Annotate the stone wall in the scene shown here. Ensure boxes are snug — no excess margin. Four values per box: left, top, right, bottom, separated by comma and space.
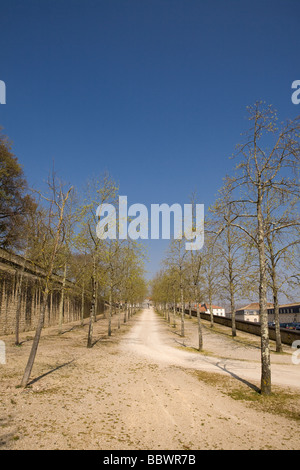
0, 248, 99, 336
184, 308, 300, 347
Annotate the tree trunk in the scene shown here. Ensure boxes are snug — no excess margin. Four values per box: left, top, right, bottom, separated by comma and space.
58, 262, 67, 334
87, 256, 96, 348
94, 281, 98, 322
21, 285, 49, 387
197, 303, 203, 351
230, 289, 236, 338
228, 250, 236, 337
15, 246, 28, 346
15, 272, 24, 346
173, 293, 176, 328
180, 286, 184, 337
108, 286, 112, 336
81, 283, 85, 326
87, 293, 95, 348
268, 241, 282, 353
118, 303, 121, 329
209, 297, 214, 328
257, 188, 271, 395
272, 277, 282, 353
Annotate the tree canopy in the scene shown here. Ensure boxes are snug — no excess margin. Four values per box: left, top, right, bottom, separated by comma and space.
0, 130, 35, 249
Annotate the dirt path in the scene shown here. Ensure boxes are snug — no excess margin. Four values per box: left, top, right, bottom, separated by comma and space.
0, 308, 299, 450
124, 308, 300, 390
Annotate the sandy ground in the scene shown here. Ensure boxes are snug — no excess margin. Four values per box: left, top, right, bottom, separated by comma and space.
133, 309, 300, 389
0, 307, 300, 450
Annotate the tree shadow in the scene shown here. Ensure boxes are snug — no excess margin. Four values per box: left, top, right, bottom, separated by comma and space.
17, 338, 34, 346
215, 361, 261, 393
202, 323, 261, 351
0, 416, 15, 449
27, 360, 76, 387
87, 333, 114, 348
91, 336, 107, 347
170, 329, 184, 338
59, 326, 78, 335
174, 338, 187, 347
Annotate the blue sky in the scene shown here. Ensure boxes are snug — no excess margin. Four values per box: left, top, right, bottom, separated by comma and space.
0, 0, 299, 278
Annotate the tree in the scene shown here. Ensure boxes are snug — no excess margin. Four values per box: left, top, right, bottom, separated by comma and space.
264, 193, 300, 352
75, 173, 118, 347
21, 174, 73, 387
186, 249, 204, 350
164, 239, 188, 337
68, 252, 91, 326
102, 239, 124, 336
185, 191, 204, 349
14, 203, 43, 346
222, 102, 300, 395
57, 187, 77, 334
119, 240, 147, 320
0, 129, 35, 249
211, 190, 257, 337
151, 268, 173, 321
201, 229, 221, 329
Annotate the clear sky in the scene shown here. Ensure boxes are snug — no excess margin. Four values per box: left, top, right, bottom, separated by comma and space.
0, 0, 299, 278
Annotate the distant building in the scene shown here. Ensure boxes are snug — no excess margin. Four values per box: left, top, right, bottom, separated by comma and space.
236, 302, 300, 323
235, 303, 273, 322
267, 303, 300, 323
191, 304, 207, 314
199, 303, 226, 317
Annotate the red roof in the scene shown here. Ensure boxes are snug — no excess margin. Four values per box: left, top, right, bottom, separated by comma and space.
237, 302, 274, 311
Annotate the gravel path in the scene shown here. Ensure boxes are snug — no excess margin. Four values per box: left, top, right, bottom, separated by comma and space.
126, 308, 300, 390
0, 308, 299, 450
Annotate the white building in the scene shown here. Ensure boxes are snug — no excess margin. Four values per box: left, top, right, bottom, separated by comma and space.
202, 303, 226, 317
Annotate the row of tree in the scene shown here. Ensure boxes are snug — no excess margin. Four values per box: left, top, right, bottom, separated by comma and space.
0, 128, 148, 387
151, 102, 300, 395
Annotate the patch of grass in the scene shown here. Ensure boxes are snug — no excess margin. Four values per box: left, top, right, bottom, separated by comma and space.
176, 345, 212, 356
176, 344, 256, 362
193, 370, 300, 422
31, 387, 60, 395
228, 387, 300, 422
